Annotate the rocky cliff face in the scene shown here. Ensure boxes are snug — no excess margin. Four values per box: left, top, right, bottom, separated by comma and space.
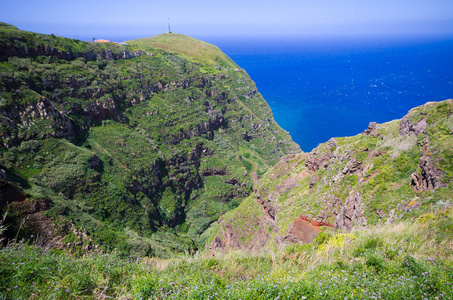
0, 96, 78, 148
0, 41, 148, 62
0, 26, 150, 62
0, 24, 300, 256
209, 100, 453, 254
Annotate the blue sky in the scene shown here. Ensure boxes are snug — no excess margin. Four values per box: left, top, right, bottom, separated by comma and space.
1, 0, 453, 41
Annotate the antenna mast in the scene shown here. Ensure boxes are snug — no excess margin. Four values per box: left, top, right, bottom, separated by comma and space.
167, 18, 172, 33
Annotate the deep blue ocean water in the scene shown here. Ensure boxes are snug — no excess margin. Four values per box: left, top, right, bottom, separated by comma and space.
203, 37, 453, 151
89, 34, 453, 152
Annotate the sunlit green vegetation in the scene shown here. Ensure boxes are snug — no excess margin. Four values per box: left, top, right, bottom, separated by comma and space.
1, 209, 452, 299
0, 23, 299, 256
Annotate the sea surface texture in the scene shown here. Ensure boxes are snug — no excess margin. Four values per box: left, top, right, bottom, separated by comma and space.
207, 37, 453, 151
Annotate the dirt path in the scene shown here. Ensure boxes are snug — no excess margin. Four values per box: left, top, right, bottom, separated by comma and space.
249, 160, 259, 190
251, 169, 259, 189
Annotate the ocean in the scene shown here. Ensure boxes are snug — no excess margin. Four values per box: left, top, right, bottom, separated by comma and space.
204, 36, 453, 152
81, 33, 453, 152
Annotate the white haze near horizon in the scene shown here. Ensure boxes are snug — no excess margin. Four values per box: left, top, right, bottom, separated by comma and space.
1, 0, 453, 41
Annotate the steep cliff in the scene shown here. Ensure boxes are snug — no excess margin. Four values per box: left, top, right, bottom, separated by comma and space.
209, 100, 453, 253
0, 23, 300, 256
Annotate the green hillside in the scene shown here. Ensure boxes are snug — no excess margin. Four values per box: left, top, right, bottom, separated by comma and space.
1, 100, 452, 298
126, 33, 238, 69
208, 100, 453, 253
1, 23, 452, 299
0, 23, 300, 257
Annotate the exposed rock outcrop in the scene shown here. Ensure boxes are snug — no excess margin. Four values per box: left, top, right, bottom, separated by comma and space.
85, 97, 120, 122
289, 215, 334, 244
209, 235, 226, 254
342, 159, 362, 175
411, 144, 445, 192
305, 152, 331, 172
0, 183, 58, 243
240, 89, 257, 99
363, 122, 381, 138
333, 191, 367, 231
201, 167, 228, 176
0, 97, 78, 148
305, 138, 336, 172
256, 195, 276, 221
0, 36, 148, 62
299, 215, 335, 228
277, 215, 334, 246
167, 114, 226, 145
400, 116, 428, 137
207, 100, 452, 255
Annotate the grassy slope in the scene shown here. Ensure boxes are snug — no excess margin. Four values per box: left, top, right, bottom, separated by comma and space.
209, 100, 453, 252
1, 208, 452, 299
126, 33, 239, 69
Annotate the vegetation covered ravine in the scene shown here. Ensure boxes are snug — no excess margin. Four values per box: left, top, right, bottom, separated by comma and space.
1, 22, 453, 299
0, 22, 299, 257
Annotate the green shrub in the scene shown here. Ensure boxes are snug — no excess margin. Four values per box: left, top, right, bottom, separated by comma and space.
365, 254, 385, 272
384, 248, 398, 260
314, 231, 331, 246
354, 236, 383, 257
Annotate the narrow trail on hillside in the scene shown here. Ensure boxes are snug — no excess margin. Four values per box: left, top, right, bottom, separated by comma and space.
252, 169, 259, 189
250, 160, 259, 190
92, 141, 130, 171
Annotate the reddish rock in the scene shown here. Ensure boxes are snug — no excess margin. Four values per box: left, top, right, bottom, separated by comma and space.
299, 215, 334, 228
287, 215, 334, 244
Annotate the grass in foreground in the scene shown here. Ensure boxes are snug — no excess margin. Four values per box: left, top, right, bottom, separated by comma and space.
1, 209, 452, 299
